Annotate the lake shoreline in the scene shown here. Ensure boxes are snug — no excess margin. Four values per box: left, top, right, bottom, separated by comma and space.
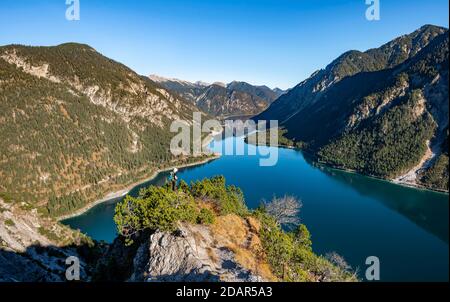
316, 158, 449, 194
246, 139, 449, 195
62, 135, 448, 222
322, 164, 450, 195
62, 135, 449, 282
57, 154, 221, 221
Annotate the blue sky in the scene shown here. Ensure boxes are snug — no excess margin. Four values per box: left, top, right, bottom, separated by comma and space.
0, 0, 448, 89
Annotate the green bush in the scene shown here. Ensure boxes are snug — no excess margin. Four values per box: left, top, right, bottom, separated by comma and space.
5, 219, 15, 227
38, 226, 60, 242
190, 176, 248, 216
254, 209, 357, 282
114, 186, 198, 245
0, 193, 15, 204
114, 176, 248, 245
197, 208, 215, 225
293, 224, 312, 250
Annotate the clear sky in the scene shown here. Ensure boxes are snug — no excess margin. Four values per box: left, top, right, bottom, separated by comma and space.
0, 0, 448, 89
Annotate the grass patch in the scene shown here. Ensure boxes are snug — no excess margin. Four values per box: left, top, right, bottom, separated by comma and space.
0, 192, 16, 204
38, 227, 60, 242
211, 214, 277, 281
4, 219, 15, 227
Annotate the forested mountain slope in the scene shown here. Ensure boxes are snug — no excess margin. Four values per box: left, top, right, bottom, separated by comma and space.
256, 25, 446, 123
254, 25, 449, 191
0, 43, 204, 216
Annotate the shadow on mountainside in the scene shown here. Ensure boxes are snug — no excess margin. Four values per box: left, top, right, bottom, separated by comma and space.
0, 242, 105, 282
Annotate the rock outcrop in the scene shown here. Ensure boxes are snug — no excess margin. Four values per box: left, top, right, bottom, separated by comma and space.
0, 198, 93, 282
96, 215, 274, 282
129, 223, 264, 282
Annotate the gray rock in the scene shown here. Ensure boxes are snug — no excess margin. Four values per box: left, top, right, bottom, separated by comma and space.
128, 224, 265, 282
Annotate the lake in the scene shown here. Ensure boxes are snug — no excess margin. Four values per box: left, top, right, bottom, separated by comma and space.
63, 136, 449, 282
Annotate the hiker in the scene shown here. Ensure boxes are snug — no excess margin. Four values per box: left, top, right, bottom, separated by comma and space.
168, 168, 179, 191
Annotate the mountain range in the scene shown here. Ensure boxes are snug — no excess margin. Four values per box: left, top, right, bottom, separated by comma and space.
0, 24, 448, 222
149, 75, 285, 118
255, 25, 449, 191
0, 23, 448, 283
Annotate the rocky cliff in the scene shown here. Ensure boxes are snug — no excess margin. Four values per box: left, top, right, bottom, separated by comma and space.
0, 198, 96, 281
96, 215, 275, 282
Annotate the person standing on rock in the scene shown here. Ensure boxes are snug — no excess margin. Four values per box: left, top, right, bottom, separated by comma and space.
168, 168, 179, 191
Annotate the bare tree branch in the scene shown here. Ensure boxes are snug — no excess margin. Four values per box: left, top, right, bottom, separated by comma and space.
326, 252, 351, 272
264, 195, 302, 227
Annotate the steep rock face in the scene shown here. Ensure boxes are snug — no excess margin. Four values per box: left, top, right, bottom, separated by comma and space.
315, 31, 449, 187
195, 84, 269, 118
1, 45, 197, 127
256, 25, 447, 124
149, 75, 209, 104
129, 224, 264, 282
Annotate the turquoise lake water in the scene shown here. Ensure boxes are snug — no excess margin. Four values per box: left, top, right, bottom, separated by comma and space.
63, 136, 449, 282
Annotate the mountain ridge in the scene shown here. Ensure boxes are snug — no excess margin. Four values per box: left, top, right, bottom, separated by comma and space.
254, 25, 449, 191
256, 24, 447, 124
149, 74, 286, 118
0, 43, 209, 216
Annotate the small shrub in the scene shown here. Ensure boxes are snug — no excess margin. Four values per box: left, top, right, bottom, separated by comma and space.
114, 186, 198, 245
191, 176, 248, 216
178, 180, 190, 193
38, 227, 60, 242
0, 193, 15, 204
197, 208, 215, 225
5, 219, 15, 227
293, 224, 312, 250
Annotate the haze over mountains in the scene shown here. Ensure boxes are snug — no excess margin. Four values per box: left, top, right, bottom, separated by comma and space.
149, 75, 285, 118
255, 25, 449, 191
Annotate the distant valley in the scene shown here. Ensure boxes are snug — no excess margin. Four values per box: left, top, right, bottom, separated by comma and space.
149, 75, 285, 118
